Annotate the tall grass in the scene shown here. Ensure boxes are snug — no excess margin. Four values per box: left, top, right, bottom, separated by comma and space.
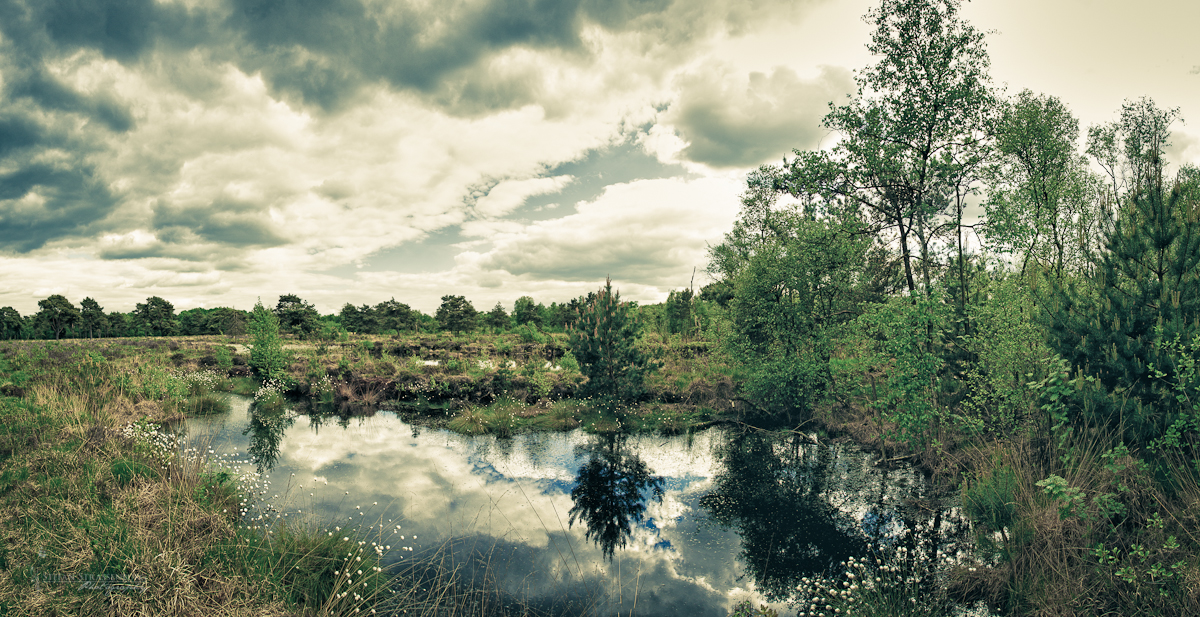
0, 340, 389, 615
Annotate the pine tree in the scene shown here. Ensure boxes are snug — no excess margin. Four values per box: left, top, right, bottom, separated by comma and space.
569, 278, 654, 403
1047, 181, 1200, 444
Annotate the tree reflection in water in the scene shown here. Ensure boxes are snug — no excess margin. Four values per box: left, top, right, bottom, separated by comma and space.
568, 434, 665, 560
244, 404, 294, 473
700, 430, 867, 601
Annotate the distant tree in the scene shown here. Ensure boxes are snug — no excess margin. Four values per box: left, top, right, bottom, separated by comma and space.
435, 296, 477, 334
79, 297, 106, 338
569, 278, 654, 403
339, 303, 368, 333
178, 307, 249, 335
134, 296, 178, 336
105, 312, 135, 337
698, 281, 735, 307
0, 307, 24, 340
512, 296, 541, 327
485, 302, 509, 330
36, 295, 80, 340
664, 288, 695, 336
545, 302, 573, 330
375, 298, 415, 332
275, 294, 320, 337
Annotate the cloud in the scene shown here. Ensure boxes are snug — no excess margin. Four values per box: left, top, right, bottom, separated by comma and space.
470, 175, 574, 219
1166, 130, 1200, 168
664, 64, 853, 168
464, 176, 742, 285
0, 0, 828, 313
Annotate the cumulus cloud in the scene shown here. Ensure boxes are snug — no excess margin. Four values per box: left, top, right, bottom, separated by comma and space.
463, 176, 742, 285
664, 64, 853, 168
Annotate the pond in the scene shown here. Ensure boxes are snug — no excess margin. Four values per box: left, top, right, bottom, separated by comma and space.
175, 395, 982, 616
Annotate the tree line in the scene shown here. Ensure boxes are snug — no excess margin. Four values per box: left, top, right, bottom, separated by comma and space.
0, 289, 706, 341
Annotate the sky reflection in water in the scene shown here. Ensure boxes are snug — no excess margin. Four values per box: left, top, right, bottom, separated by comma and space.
178, 395, 968, 616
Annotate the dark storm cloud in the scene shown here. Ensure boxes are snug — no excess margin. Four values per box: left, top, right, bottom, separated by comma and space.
0, 162, 118, 252
222, 0, 679, 112
153, 197, 287, 249
6, 70, 135, 132
669, 65, 853, 167
0, 113, 43, 157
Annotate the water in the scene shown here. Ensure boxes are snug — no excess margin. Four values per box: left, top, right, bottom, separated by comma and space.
175, 395, 976, 616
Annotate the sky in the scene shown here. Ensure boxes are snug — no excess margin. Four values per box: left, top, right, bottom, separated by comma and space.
0, 0, 1197, 316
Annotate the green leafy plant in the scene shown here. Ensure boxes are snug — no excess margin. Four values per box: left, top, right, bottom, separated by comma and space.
248, 300, 289, 381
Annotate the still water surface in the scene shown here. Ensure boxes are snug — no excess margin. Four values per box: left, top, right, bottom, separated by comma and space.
177, 395, 973, 616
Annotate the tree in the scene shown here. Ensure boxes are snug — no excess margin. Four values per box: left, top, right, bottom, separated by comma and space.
134, 296, 178, 336
248, 300, 288, 380
724, 211, 877, 424
783, 0, 996, 295
512, 296, 541, 327
375, 298, 415, 332
36, 295, 79, 340
569, 278, 654, 403
485, 302, 509, 330
275, 294, 319, 337
435, 295, 477, 334
79, 297, 106, 338
339, 303, 369, 333
0, 307, 24, 340
1087, 97, 1182, 207
1047, 181, 1200, 446
664, 288, 694, 336
983, 90, 1103, 277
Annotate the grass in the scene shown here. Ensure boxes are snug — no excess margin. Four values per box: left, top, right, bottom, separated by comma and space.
0, 339, 399, 616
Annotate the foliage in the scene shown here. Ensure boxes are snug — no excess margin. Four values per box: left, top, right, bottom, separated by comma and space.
484, 301, 508, 330
959, 273, 1051, 433
0, 307, 25, 340
1046, 182, 1200, 446
274, 294, 319, 337
983, 90, 1105, 277
435, 295, 477, 334
721, 208, 880, 425
783, 0, 997, 295
36, 294, 79, 340
134, 296, 179, 336
1087, 97, 1182, 204
248, 300, 289, 381
664, 288, 695, 336
512, 295, 541, 327
855, 292, 950, 452
79, 297, 107, 338
178, 306, 249, 335
569, 278, 654, 403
